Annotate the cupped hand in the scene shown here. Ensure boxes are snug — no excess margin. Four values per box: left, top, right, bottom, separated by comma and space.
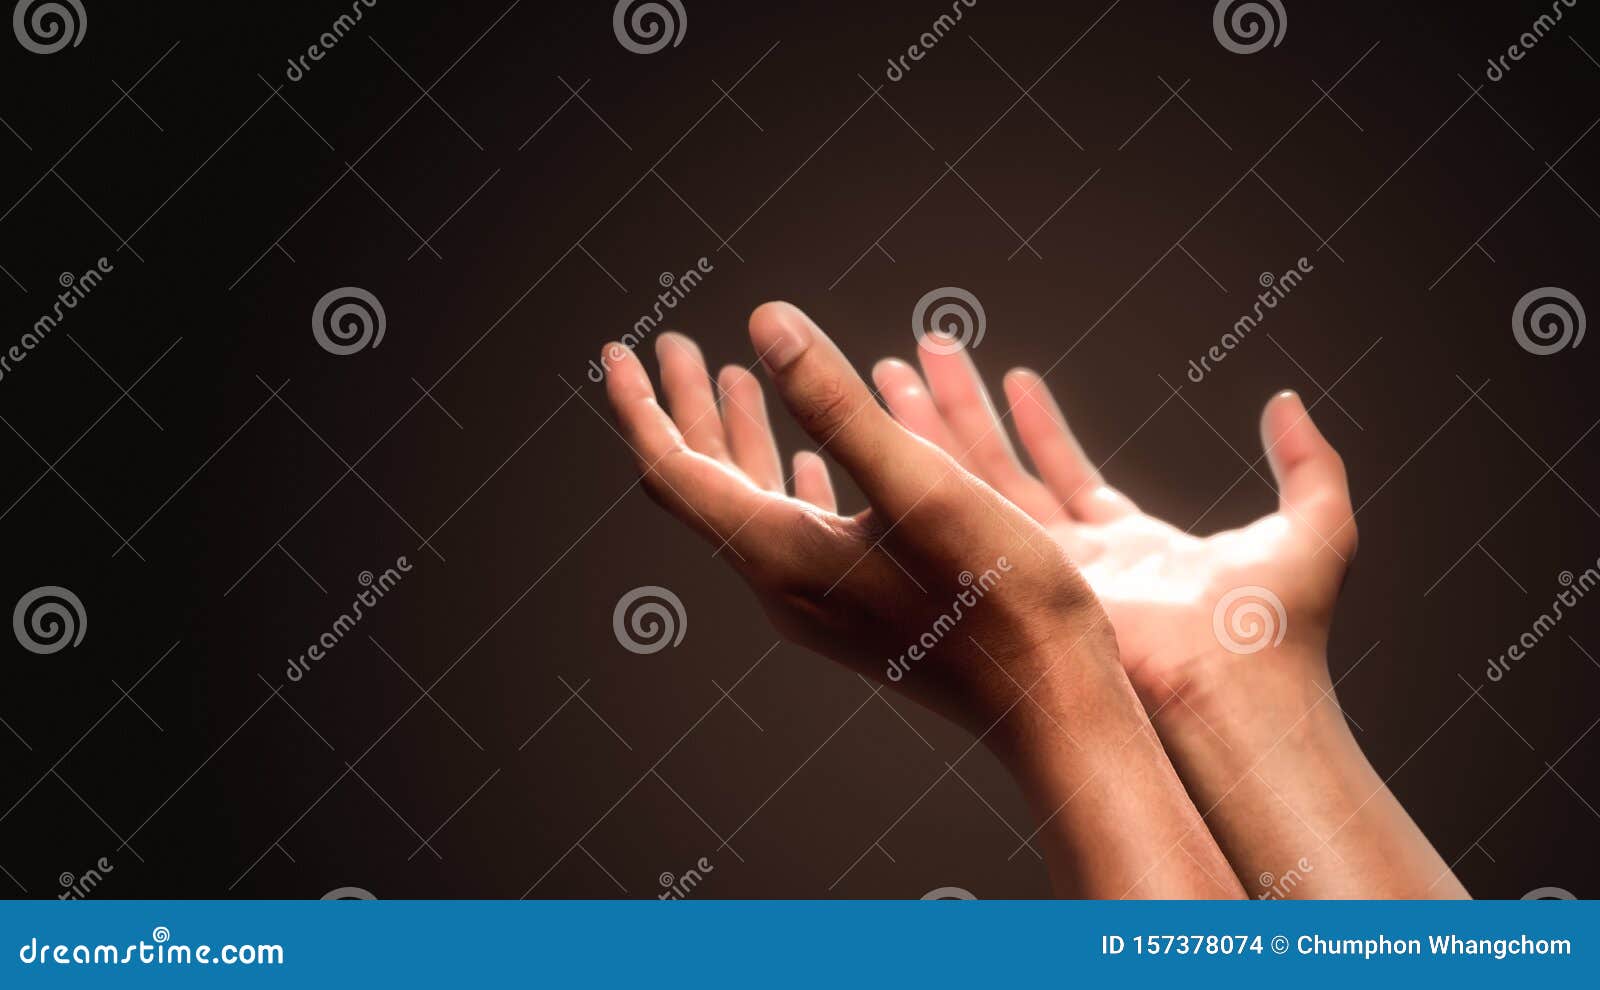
871, 336, 1359, 712
602, 306, 1247, 899
599, 303, 1120, 738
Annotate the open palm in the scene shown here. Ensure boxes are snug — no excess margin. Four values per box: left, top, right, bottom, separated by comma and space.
871, 337, 1359, 710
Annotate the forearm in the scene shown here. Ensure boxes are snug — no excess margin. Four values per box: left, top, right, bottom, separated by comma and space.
1151, 647, 1468, 898
991, 650, 1245, 899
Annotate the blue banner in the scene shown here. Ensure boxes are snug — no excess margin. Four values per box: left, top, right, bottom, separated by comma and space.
2, 900, 1591, 986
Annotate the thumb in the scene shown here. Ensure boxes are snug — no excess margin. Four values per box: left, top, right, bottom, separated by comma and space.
749, 301, 945, 518
1260, 390, 1356, 553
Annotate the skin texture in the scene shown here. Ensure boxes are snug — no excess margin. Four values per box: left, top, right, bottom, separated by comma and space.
600, 303, 1243, 898
872, 333, 1469, 899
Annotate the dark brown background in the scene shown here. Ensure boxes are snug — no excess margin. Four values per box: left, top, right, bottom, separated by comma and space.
0, 0, 1596, 898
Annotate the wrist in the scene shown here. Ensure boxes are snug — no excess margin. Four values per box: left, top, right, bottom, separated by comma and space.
982, 626, 1246, 898
980, 611, 1192, 797
1149, 642, 1353, 755
1145, 643, 1465, 898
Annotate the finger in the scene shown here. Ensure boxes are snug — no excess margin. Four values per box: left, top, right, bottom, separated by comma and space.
916, 340, 1063, 523
792, 451, 837, 512
916, 335, 1024, 478
655, 332, 731, 462
748, 302, 947, 519
1004, 369, 1138, 523
872, 358, 960, 453
600, 342, 777, 552
717, 365, 784, 493
1260, 390, 1356, 552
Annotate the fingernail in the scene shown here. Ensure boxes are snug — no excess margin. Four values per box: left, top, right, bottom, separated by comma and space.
754, 305, 812, 372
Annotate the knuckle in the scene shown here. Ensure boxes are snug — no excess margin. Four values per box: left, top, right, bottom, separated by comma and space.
1326, 449, 1349, 483
793, 376, 856, 434
738, 508, 842, 593
774, 510, 848, 589
635, 446, 683, 492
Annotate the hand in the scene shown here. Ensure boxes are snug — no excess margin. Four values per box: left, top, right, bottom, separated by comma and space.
871, 336, 1357, 712
601, 305, 1115, 737
600, 302, 1241, 898
873, 337, 1465, 898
